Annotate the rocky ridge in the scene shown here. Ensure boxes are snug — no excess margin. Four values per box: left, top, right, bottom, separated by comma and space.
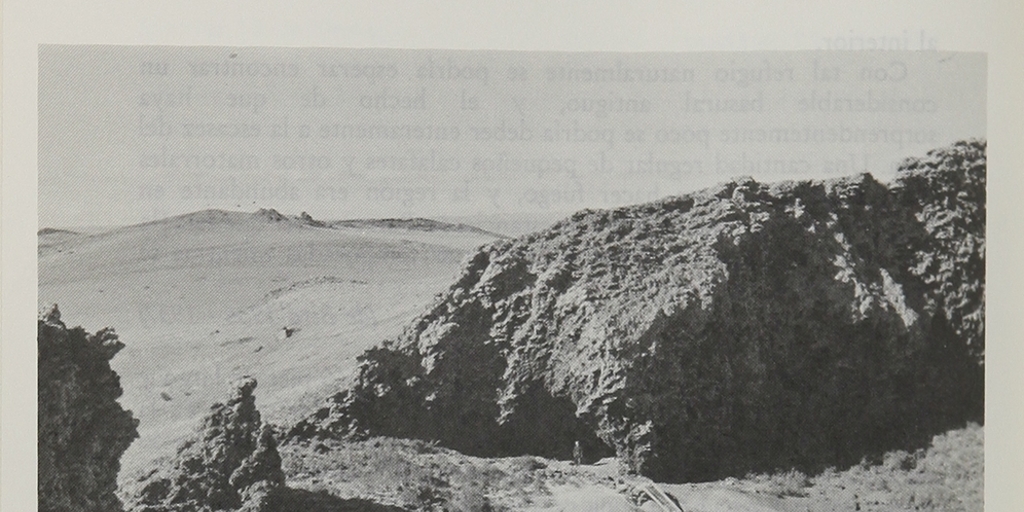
289, 140, 986, 482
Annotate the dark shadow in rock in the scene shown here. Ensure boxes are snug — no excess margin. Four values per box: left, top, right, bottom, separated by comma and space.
274, 488, 407, 512
497, 381, 615, 463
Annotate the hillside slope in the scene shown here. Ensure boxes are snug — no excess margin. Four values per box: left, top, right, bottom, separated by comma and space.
290, 140, 985, 482
39, 208, 500, 480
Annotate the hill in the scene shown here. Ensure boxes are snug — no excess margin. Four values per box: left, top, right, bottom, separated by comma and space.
38, 227, 85, 251
38, 227, 81, 236
38, 207, 501, 479
289, 140, 986, 483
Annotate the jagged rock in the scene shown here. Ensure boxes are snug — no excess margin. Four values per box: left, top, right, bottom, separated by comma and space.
38, 304, 139, 512
891, 141, 986, 360
290, 140, 986, 482
126, 377, 285, 512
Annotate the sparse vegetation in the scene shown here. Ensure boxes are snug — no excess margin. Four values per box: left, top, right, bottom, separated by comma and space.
741, 469, 812, 498
801, 423, 983, 511
272, 423, 983, 511
279, 436, 626, 511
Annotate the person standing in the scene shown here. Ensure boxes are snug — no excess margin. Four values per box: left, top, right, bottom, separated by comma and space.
573, 440, 583, 466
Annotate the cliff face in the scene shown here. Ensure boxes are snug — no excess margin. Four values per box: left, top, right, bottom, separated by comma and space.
290, 140, 986, 482
38, 305, 139, 512
125, 377, 285, 512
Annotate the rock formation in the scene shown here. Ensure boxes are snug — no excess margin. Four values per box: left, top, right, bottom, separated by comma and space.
290, 140, 986, 482
38, 304, 139, 512
253, 208, 287, 222
126, 377, 286, 512
297, 211, 327, 228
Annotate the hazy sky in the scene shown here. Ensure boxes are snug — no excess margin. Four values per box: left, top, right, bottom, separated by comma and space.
38, 46, 985, 229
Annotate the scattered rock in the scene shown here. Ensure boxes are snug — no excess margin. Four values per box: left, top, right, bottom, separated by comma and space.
38, 304, 139, 512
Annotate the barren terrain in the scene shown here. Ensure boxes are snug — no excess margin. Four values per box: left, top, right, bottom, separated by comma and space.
39, 209, 498, 479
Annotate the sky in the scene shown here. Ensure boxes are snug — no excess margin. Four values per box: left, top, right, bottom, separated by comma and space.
38, 46, 985, 231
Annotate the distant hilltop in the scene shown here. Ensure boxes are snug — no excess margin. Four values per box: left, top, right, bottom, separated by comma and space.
39, 208, 504, 238
328, 217, 505, 238
37, 227, 81, 236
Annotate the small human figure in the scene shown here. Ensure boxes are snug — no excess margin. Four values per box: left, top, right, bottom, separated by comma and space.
573, 440, 583, 466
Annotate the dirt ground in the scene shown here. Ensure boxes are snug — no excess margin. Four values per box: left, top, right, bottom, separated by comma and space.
278, 423, 981, 512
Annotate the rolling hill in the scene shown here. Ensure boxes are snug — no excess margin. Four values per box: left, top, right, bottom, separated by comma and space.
38, 208, 500, 479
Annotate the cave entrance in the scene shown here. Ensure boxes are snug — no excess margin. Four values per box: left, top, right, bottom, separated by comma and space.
494, 383, 615, 464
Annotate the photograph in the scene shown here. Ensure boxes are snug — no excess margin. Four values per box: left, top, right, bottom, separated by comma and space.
33, 44, 990, 511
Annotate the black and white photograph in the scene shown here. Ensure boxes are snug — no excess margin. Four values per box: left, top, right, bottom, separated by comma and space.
4, 3, 1023, 512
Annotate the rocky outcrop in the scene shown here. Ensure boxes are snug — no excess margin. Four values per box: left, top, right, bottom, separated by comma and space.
253, 208, 287, 222
126, 377, 285, 512
297, 211, 327, 228
38, 304, 139, 512
291, 140, 986, 482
